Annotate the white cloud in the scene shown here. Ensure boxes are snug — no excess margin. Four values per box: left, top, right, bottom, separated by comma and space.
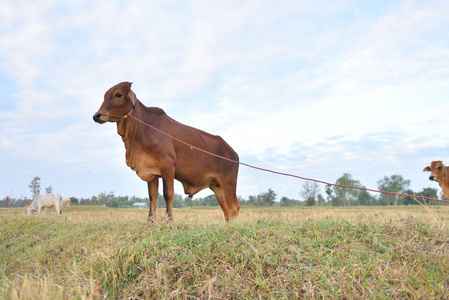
1, 0, 449, 200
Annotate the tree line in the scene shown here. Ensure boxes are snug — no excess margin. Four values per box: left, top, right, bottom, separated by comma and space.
1, 174, 446, 208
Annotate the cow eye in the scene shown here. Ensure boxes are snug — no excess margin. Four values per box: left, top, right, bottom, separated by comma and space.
438, 166, 443, 170
115, 92, 123, 98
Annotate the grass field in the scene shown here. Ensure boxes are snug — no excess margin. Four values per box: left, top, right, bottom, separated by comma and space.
1, 205, 448, 299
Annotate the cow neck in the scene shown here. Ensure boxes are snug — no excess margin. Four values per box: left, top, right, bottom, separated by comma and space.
30, 199, 37, 210
444, 167, 448, 182
437, 167, 448, 184
442, 183, 449, 199
442, 167, 449, 197
116, 101, 149, 170
117, 101, 141, 141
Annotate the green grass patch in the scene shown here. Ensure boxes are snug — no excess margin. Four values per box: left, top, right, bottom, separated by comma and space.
1, 206, 448, 298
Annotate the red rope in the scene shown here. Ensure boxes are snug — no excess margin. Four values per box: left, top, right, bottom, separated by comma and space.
108, 111, 449, 204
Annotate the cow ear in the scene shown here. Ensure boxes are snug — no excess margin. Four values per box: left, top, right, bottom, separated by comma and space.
127, 90, 136, 109
423, 166, 431, 172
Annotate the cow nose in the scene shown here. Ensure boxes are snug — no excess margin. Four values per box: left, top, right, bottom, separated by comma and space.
429, 175, 435, 181
93, 112, 102, 122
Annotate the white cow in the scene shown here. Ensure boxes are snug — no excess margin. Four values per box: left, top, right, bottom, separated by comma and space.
27, 193, 63, 216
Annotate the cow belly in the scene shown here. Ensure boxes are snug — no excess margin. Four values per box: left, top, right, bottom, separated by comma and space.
178, 174, 218, 196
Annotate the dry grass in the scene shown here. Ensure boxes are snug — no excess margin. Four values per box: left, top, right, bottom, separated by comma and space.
1, 205, 449, 299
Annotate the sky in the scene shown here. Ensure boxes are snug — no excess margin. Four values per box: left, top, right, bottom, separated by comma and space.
1, 0, 449, 201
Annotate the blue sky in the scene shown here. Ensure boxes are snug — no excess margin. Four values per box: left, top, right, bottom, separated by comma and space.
1, 0, 449, 201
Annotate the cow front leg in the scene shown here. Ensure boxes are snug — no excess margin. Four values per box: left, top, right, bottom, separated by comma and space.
210, 185, 230, 221
147, 177, 159, 221
162, 179, 174, 220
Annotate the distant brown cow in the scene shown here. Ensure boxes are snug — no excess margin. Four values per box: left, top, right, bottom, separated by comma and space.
93, 82, 240, 221
423, 160, 449, 198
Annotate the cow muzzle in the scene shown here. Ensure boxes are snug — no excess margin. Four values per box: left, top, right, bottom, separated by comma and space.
93, 113, 105, 124
429, 175, 436, 181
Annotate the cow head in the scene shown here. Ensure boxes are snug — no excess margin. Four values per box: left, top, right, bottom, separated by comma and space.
93, 82, 136, 124
26, 206, 36, 215
423, 160, 445, 182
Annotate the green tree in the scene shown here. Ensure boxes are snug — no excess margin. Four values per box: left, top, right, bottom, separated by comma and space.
244, 189, 277, 206
184, 196, 193, 207
403, 188, 438, 205
70, 197, 79, 205
402, 189, 418, 206
377, 175, 410, 206
155, 195, 166, 207
247, 195, 257, 206
172, 194, 185, 208
97, 191, 115, 206
333, 174, 362, 206
300, 182, 320, 206
317, 194, 326, 206
3, 196, 14, 208
45, 186, 53, 194
420, 188, 438, 205
325, 185, 333, 202
260, 189, 277, 206
90, 195, 98, 205
358, 188, 375, 206
279, 197, 302, 206
204, 194, 219, 206
28, 177, 41, 197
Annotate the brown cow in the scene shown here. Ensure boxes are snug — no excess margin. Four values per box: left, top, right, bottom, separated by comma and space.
423, 160, 449, 198
93, 82, 240, 221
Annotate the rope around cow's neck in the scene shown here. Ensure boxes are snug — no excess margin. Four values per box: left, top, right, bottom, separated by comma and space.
102, 105, 134, 120
103, 105, 449, 205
